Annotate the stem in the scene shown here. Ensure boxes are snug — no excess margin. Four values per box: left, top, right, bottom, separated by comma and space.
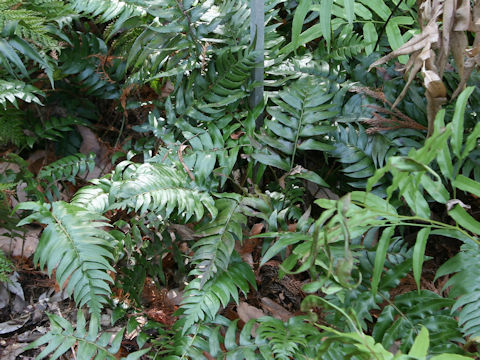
373, 0, 406, 52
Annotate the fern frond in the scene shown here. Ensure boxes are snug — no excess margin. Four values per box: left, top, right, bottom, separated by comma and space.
30, 116, 89, 146
24, 311, 149, 360
191, 196, 246, 285
157, 316, 271, 359
0, 6, 60, 49
71, 178, 112, 214
436, 241, 480, 340
257, 316, 318, 359
37, 152, 96, 201
181, 258, 256, 332
38, 152, 95, 183
330, 124, 382, 189
164, 49, 258, 130
0, 80, 44, 109
69, 0, 148, 24
372, 290, 461, 354
25, 0, 76, 27
329, 26, 365, 61
111, 162, 217, 222
0, 108, 25, 146
254, 76, 336, 185
18, 201, 115, 314
60, 32, 121, 99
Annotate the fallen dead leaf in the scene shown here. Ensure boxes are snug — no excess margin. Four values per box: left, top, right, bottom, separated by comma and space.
237, 301, 265, 324
260, 297, 293, 322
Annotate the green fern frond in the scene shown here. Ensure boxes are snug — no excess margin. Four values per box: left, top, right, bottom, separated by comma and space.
182, 124, 242, 188
18, 201, 115, 314
60, 32, 121, 99
25, 0, 76, 26
257, 316, 319, 360
71, 178, 112, 214
157, 316, 271, 359
436, 241, 480, 340
37, 152, 96, 201
329, 26, 365, 61
0, 108, 25, 146
0, 6, 60, 49
29, 116, 88, 147
372, 290, 461, 354
330, 124, 382, 189
69, 0, 147, 22
110, 162, 217, 222
24, 311, 149, 360
191, 196, 245, 285
254, 76, 336, 185
38, 152, 95, 183
181, 258, 256, 332
0, 80, 44, 109
0, 5, 56, 83
164, 49, 259, 130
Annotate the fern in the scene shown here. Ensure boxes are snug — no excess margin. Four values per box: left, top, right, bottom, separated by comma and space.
181, 257, 256, 332
329, 25, 365, 61
59, 32, 121, 99
191, 195, 246, 285
0, 108, 25, 146
71, 178, 112, 213
254, 76, 337, 186
0, 0, 68, 49
330, 124, 380, 189
0, 25, 54, 83
256, 316, 318, 360
38, 152, 96, 183
436, 241, 480, 340
69, 0, 148, 37
164, 49, 259, 131
110, 162, 217, 222
18, 201, 115, 314
153, 316, 271, 359
372, 290, 462, 354
29, 116, 89, 147
24, 311, 149, 360
0, 80, 44, 109
37, 152, 96, 201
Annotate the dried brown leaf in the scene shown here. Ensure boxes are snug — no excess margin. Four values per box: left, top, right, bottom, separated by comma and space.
454, 0, 471, 31
260, 297, 293, 321
423, 69, 447, 98
237, 301, 265, 323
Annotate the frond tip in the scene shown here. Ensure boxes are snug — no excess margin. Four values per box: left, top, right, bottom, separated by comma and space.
111, 162, 217, 222
23, 311, 150, 360
18, 201, 115, 314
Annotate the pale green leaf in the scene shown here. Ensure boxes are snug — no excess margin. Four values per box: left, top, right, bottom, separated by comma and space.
371, 227, 395, 297
413, 228, 430, 293
408, 326, 429, 357
451, 87, 475, 158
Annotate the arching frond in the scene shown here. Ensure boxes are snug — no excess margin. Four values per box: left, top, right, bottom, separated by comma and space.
110, 162, 217, 222
18, 201, 115, 314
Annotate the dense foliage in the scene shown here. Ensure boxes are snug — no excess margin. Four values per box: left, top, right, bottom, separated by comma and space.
1, 0, 480, 359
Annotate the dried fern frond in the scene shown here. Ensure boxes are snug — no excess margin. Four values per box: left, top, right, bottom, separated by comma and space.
369, 0, 478, 136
